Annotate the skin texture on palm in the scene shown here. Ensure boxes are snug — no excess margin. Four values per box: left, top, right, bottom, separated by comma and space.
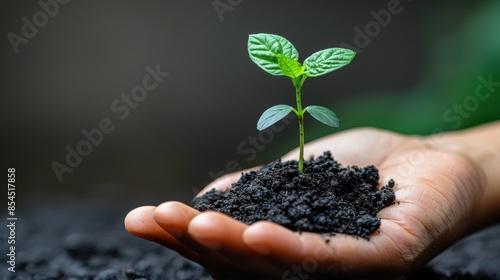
125, 124, 500, 279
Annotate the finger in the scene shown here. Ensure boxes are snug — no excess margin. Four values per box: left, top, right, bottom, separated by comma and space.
244, 221, 364, 279
309, 219, 410, 278
243, 220, 409, 279
189, 212, 285, 277
153, 201, 199, 239
243, 221, 307, 266
188, 212, 247, 251
124, 206, 201, 262
153, 202, 235, 274
124, 206, 175, 244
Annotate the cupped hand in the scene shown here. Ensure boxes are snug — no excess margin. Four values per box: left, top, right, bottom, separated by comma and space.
125, 128, 484, 279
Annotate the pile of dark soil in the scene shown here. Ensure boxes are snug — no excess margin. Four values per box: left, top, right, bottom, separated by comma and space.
192, 151, 395, 239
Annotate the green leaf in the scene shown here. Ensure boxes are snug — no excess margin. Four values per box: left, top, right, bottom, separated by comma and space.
303, 48, 356, 77
257, 104, 294, 131
248, 33, 299, 76
277, 54, 306, 78
305, 105, 340, 128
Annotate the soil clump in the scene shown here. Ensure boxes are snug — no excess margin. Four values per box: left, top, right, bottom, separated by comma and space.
192, 151, 396, 239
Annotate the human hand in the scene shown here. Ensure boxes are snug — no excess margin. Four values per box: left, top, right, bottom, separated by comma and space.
125, 127, 490, 279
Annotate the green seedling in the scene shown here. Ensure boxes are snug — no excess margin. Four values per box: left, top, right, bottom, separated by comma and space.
248, 33, 356, 172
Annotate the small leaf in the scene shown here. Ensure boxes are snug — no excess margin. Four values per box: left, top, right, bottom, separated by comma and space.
257, 104, 294, 131
277, 54, 306, 78
305, 105, 340, 128
248, 33, 299, 76
303, 48, 356, 77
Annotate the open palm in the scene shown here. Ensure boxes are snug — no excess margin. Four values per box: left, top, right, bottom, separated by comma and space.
125, 128, 483, 279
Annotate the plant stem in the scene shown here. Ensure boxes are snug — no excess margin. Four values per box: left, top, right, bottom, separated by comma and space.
293, 76, 307, 172
296, 89, 304, 172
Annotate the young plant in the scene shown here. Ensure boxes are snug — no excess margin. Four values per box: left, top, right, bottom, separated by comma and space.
248, 33, 356, 172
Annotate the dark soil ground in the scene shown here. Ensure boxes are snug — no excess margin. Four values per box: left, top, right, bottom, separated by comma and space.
192, 151, 395, 239
0, 199, 212, 280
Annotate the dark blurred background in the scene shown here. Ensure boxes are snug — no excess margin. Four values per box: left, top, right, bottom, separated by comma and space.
1, 0, 499, 207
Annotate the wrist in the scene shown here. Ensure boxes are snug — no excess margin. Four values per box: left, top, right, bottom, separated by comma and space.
436, 121, 500, 231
